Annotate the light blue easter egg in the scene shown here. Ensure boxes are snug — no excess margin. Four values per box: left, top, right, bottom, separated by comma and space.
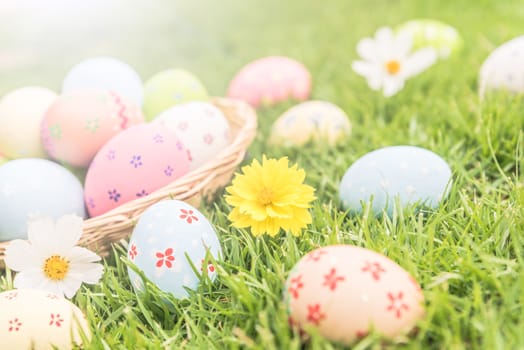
339, 146, 452, 215
127, 200, 222, 299
0, 158, 86, 241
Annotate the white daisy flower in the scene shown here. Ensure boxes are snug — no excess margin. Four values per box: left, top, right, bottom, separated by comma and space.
352, 27, 438, 97
5, 214, 104, 298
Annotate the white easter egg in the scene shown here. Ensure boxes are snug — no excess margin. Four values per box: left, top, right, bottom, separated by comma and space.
127, 200, 222, 299
0, 159, 86, 241
339, 146, 452, 215
0, 86, 57, 159
0, 289, 90, 350
62, 57, 143, 106
479, 36, 524, 96
154, 102, 231, 170
284, 245, 424, 345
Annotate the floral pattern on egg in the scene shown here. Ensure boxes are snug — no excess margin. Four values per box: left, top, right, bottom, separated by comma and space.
127, 200, 222, 299
41, 90, 145, 168
84, 124, 190, 217
284, 245, 424, 345
154, 102, 231, 170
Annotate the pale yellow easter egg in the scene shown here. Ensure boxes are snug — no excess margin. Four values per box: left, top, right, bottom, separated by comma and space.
0, 87, 57, 159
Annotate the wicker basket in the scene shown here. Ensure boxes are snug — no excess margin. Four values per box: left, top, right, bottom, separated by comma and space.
0, 97, 257, 268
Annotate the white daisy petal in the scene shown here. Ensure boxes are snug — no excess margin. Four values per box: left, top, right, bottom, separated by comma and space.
375, 27, 395, 58
69, 264, 104, 284
41, 280, 68, 298
394, 31, 413, 59
352, 61, 383, 90
54, 214, 84, 251
27, 217, 56, 253
4, 240, 41, 271
13, 268, 46, 289
67, 246, 101, 263
357, 38, 378, 62
403, 48, 438, 79
383, 78, 405, 97
61, 278, 83, 299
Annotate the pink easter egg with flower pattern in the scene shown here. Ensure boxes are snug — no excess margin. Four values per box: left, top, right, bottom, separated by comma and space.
227, 56, 311, 108
41, 89, 145, 168
284, 245, 424, 345
84, 124, 190, 217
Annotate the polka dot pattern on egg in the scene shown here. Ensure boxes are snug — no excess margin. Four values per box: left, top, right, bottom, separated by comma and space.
479, 35, 524, 96
339, 146, 452, 215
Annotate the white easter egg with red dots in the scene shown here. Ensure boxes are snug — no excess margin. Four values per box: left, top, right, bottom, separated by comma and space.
227, 56, 311, 108
84, 124, 190, 217
0, 289, 90, 350
479, 35, 524, 96
127, 200, 222, 299
284, 245, 424, 345
154, 102, 231, 170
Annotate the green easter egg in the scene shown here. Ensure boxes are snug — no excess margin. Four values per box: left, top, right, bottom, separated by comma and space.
397, 19, 462, 59
143, 69, 209, 121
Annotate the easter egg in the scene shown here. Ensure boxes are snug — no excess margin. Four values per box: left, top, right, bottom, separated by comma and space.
227, 56, 312, 108
270, 101, 351, 147
284, 245, 424, 345
397, 19, 462, 59
339, 146, 452, 215
479, 36, 524, 96
0, 158, 86, 241
154, 102, 231, 170
62, 56, 144, 107
84, 124, 190, 217
127, 200, 222, 298
41, 90, 145, 168
0, 289, 90, 350
143, 69, 209, 121
0, 86, 57, 159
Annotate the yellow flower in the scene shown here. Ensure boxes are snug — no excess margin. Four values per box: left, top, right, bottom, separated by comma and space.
225, 156, 316, 237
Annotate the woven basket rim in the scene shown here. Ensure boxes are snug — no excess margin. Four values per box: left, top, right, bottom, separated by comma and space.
0, 97, 257, 268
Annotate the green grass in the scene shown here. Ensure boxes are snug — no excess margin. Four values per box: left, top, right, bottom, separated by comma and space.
1, 0, 524, 348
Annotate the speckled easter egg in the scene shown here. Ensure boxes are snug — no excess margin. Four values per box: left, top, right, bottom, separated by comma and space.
227, 56, 311, 108
0, 158, 86, 241
284, 245, 424, 345
127, 200, 222, 299
270, 101, 351, 147
62, 56, 144, 107
143, 69, 209, 121
84, 124, 190, 217
41, 90, 145, 168
397, 19, 462, 59
479, 36, 524, 96
0, 86, 57, 159
339, 146, 452, 215
0, 289, 90, 350
154, 102, 231, 170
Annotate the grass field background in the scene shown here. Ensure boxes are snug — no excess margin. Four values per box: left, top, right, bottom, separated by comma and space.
1, 0, 523, 348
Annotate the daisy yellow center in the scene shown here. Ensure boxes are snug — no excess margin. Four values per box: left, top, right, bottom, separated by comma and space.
385, 60, 401, 75
43, 255, 70, 281
258, 188, 274, 205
